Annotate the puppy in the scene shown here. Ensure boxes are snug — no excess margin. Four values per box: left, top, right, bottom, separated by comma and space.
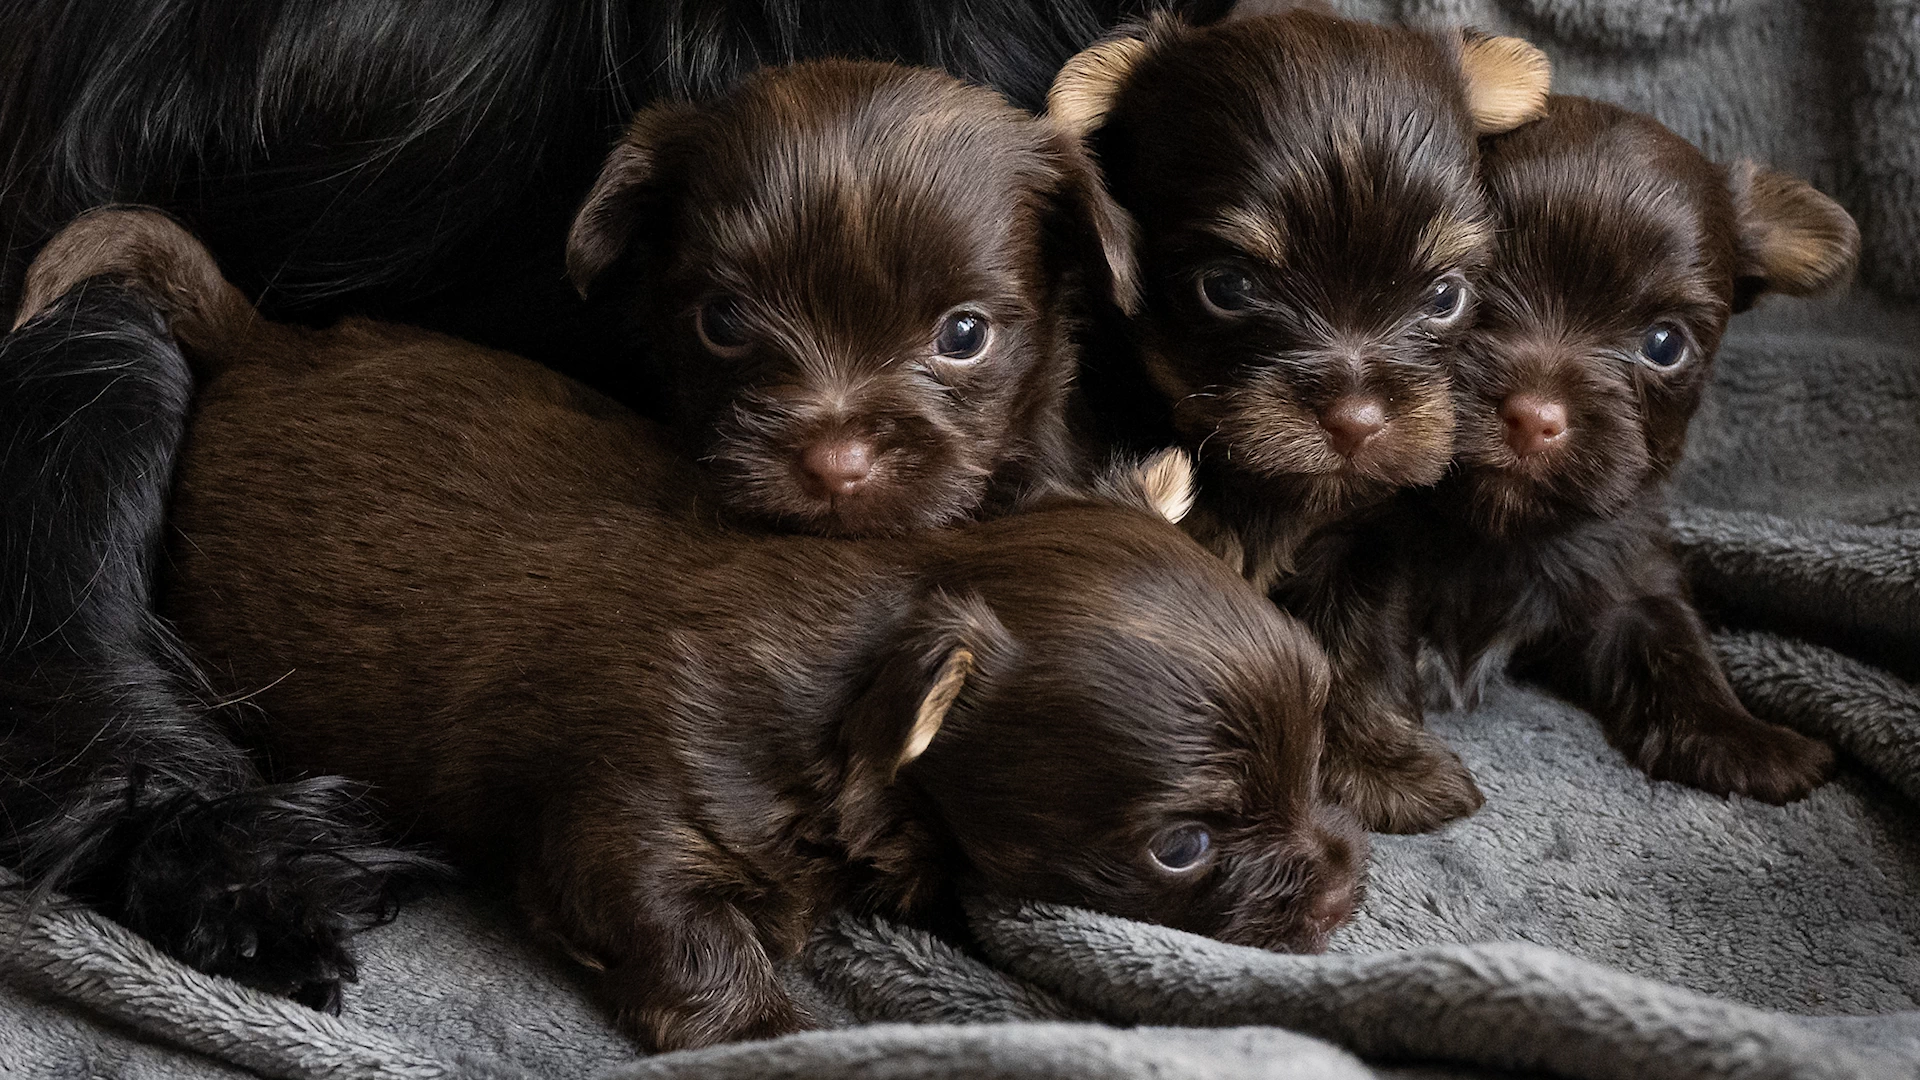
21, 209, 1363, 1050
1414, 96, 1855, 802
1049, 10, 1552, 831
565, 59, 1139, 538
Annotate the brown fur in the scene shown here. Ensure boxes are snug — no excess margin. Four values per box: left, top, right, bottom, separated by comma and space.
564, 60, 1138, 539
1060, 10, 1548, 831
32, 209, 1364, 1051
1418, 96, 1855, 803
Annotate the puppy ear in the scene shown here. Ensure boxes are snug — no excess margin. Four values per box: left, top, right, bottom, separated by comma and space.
1456, 32, 1551, 135
1048, 34, 1152, 140
846, 591, 1014, 784
564, 103, 699, 297
1043, 127, 1143, 315
1136, 447, 1197, 524
1726, 161, 1859, 311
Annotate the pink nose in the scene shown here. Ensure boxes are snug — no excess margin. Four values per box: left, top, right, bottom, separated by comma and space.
799, 438, 874, 498
1319, 395, 1388, 458
1500, 393, 1568, 458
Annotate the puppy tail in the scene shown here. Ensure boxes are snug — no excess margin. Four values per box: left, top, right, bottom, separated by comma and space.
13, 206, 257, 375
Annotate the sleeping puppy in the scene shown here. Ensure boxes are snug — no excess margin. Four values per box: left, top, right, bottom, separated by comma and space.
1416, 96, 1856, 802
564, 59, 1139, 537
19, 208, 1362, 1051
1048, 10, 1552, 832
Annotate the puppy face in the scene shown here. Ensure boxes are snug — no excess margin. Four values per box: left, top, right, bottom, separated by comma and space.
1450, 97, 1859, 534
568, 60, 1136, 536
1053, 13, 1549, 517
879, 505, 1366, 953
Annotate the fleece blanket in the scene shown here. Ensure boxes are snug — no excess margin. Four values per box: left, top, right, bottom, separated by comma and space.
5, 0, 1920, 1077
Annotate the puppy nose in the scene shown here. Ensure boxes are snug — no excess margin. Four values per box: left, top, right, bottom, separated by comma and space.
1318, 395, 1388, 458
1500, 393, 1568, 457
1309, 879, 1358, 936
799, 437, 874, 498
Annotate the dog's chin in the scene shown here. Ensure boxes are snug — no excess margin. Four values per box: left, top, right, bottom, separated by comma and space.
1460, 462, 1639, 537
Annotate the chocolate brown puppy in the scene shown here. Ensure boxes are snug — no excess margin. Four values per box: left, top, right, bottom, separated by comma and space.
20, 209, 1361, 1051
1049, 10, 1551, 832
565, 59, 1139, 538
1415, 96, 1856, 802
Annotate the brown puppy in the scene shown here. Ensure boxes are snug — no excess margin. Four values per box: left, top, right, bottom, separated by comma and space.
20, 209, 1362, 1051
1415, 96, 1856, 802
1050, 10, 1551, 832
565, 59, 1138, 538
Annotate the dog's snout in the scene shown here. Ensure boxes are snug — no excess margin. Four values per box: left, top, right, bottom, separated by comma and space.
1319, 395, 1388, 458
798, 437, 875, 498
1500, 392, 1568, 458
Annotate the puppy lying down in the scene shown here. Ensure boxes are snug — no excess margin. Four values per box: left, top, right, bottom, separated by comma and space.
16, 208, 1365, 1051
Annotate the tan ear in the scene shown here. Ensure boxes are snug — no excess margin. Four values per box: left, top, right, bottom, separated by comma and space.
564, 103, 697, 297
1727, 161, 1859, 310
1136, 447, 1196, 524
1458, 33, 1551, 135
1047, 35, 1152, 139
896, 646, 972, 775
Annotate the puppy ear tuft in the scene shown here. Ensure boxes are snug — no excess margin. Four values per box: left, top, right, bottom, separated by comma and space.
1457, 32, 1551, 135
899, 646, 971, 773
1048, 35, 1152, 140
1136, 447, 1197, 524
565, 104, 697, 297
1727, 161, 1859, 310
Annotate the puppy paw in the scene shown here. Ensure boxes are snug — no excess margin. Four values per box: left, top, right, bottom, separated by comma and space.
1322, 729, 1484, 834
620, 977, 814, 1051
1631, 712, 1836, 805
108, 778, 442, 1011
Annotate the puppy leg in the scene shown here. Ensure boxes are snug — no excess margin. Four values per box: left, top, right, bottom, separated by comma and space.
1523, 562, 1835, 804
1285, 559, 1484, 833
1319, 646, 1485, 834
524, 791, 814, 1051
0, 289, 420, 1009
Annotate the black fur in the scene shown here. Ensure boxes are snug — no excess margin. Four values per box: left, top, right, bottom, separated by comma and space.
0, 285, 439, 1009
0, 0, 1220, 1007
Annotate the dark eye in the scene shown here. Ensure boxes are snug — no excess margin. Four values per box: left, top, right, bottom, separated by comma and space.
696, 296, 752, 355
1639, 323, 1688, 368
1198, 267, 1259, 315
934, 310, 991, 362
1423, 277, 1467, 323
1148, 823, 1212, 872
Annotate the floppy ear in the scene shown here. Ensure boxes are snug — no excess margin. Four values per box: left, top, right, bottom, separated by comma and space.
1726, 161, 1859, 312
833, 592, 1016, 882
1135, 447, 1197, 525
1048, 34, 1153, 141
564, 103, 699, 297
1043, 126, 1143, 315
1456, 31, 1551, 135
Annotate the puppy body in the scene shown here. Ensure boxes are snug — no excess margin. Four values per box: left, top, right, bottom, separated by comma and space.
1417, 96, 1857, 801
30, 210, 1363, 1050
567, 60, 1140, 538
1053, 11, 1552, 831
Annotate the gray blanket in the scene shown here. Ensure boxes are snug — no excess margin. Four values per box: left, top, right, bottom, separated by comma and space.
5, 0, 1919, 1077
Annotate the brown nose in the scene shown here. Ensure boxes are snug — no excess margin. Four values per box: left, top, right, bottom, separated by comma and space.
1318, 395, 1388, 458
1500, 393, 1569, 458
799, 437, 875, 498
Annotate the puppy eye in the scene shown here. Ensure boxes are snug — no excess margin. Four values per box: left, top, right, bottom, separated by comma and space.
1422, 276, 1468, 325
696, 296, 753, 356
1198, 267, 1259, 315
1148, 823, 1212, 872
1639, 323, 1689, 368
933, 309, 992, 363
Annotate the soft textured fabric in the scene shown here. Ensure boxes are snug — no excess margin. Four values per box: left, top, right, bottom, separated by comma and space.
4, 1, 1918, 1077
